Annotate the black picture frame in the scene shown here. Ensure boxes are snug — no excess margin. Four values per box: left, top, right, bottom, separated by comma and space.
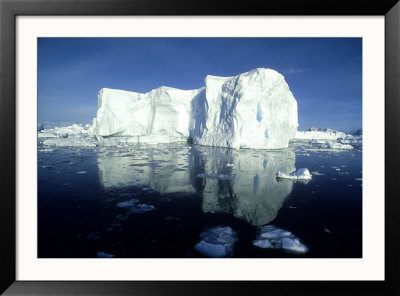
1, 0, 399, 295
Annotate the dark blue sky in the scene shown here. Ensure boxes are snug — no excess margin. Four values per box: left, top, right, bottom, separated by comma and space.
38, 38, 362, 132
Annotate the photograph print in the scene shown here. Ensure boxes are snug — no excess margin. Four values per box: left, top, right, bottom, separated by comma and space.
38, 38, 362, 258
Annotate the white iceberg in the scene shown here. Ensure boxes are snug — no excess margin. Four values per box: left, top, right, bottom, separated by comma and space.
276, 168, 312, 180
88, 68, 298, 149
39, 123, 97, 147
190, 68, 298, 149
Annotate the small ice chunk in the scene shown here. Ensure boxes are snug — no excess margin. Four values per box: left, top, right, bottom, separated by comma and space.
38, 148, 54, 153
281, 238, 309, 254
324, 228, 331, 233
195, 226, 237, 258
76, 171, 87, 174
194, 241, 227, 258
310, 171, 324, 176
276, 168, 312, 180
260, 228, 290, 239
116, 199, 139, 208
253, 225, 308, 254
253, 239, 273, 249
97, 252, 114, 258
128, 204, 156, 214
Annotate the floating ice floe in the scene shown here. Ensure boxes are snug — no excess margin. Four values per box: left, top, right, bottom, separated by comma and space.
295, 129, 345, 140
127, 203, 156, 214
308, 140, 353, 150
43, 137, 96, 147
194, 226, 237, 258
38, 148, 54, 153
116, 199, 139, 208
97, 251, 114, 258
276, 168, 312, 180
253, 225, 309, 254
310, 171, 324, 176
293, 128, 360, 150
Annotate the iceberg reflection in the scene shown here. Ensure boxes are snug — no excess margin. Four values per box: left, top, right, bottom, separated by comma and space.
96, 144, 195, 193
96, 144, 296, 225
190, 146, 295, 225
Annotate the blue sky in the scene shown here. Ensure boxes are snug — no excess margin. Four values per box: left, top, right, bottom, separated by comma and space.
38, 38, 362, 132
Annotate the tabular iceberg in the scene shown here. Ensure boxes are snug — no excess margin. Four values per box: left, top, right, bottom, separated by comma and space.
88, 68, 298, 149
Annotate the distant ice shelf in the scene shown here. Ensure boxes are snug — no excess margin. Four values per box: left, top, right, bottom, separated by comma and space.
292, 128, 362, 150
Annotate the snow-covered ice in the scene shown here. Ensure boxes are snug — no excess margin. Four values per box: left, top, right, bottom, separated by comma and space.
295, 130, 345, 140
190, 68, 298, 149
194, 226, 237, 257
276, 168, 312, 180
253, 225, 308, 254
88, 87, 201, 143
292, 128, 361, 150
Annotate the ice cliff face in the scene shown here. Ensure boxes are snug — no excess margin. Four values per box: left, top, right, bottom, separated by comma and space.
88, 87, 202, 144
190, 68, 298, 149
89, 68, 298, 149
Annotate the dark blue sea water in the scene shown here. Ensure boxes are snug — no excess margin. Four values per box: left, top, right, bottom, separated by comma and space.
38, 141, 362, 258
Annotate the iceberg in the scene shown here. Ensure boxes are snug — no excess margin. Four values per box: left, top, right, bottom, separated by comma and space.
88, 68, 298, 149
190, 68, 298, 149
